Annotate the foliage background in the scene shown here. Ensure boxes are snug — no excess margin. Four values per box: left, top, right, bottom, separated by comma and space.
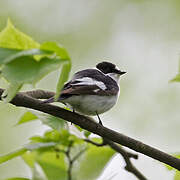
0, 0, 180, 179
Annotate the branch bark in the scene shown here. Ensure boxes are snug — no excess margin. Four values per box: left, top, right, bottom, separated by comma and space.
0, 89, 180, 171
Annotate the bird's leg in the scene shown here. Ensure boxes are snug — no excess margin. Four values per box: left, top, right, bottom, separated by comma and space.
70, 109, 76, 125
96, 112, 103, 125
96, 112, 108, 145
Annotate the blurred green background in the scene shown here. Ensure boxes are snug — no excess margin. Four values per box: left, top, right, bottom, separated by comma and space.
0, 0, 180, 179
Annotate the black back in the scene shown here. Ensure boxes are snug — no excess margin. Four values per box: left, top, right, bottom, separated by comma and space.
71, 68, 119, 91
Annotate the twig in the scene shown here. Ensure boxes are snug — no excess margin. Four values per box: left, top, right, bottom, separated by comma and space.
65, 142, 86, 180
84, 139, 106, 146
0, 89, 180, 171
85, 139, 138, 159
71, 148, 87, 162
85, 139, 146, 180
66, 142, 73, 180
106, 140, 147, 180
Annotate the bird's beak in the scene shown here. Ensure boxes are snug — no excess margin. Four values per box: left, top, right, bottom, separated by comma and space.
119, 71, 126, 75
113, 68, 126, 75
115, 69, 126, 75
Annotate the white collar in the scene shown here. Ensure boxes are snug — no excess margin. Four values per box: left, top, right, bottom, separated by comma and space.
106, 73, 120, 83
94, 67, 120, 83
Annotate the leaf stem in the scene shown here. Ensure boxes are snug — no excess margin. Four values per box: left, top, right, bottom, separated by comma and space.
0, 148, 27, 164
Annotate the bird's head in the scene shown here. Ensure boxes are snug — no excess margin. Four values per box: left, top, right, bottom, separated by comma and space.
96, 61, 126, 82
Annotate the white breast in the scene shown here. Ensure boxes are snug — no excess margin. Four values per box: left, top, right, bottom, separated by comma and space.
63, 94, 119, 116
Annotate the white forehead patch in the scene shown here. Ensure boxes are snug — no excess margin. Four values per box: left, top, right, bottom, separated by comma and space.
115, 65, 120, 71
75, 77, 106, 90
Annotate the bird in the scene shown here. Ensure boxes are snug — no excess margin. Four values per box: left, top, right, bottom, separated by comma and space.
44, 61, 126, 124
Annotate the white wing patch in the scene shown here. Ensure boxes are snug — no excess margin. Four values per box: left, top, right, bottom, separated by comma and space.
75, 77, 106, 90
93, 89, 99, 93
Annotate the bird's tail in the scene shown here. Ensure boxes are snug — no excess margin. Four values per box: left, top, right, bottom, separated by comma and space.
42, 94, 68, 104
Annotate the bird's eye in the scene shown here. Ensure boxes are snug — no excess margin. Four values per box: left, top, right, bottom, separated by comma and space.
105, 67, 111, 73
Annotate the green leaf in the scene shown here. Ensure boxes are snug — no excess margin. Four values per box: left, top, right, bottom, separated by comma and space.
30, 130, 61, 144
2, 56, 65, 84
37, 152, 67, 180
22, 151, 37, 168
0, 20, 71, 102
43, 129, 80, 146
40, 41, 71, 101
0, 19, 40, 49
29, 136, 47, 143
22, 151, 68, 180
40, 41, 70, 60
74, 125, 83, 132
170, 59, 180, 82
17, 111, 38, 125
84, 130, 91, 138
24, 151, 66, 180
17, 111, 66, 131
174, 171, 180, 180
0, 148, 27, 164
55, 61, 71, 100
1, 82, 22, 103
74, 125, 91, 137
5, 178, 30, 180
0, 47, 20, 64
32, 163, 48, 180
0, 47, 58, 102
29, 129, 81, 146
43, 130, 61, 143
40, 114, 67, 131
72, 138, 115, 180
0, 47, 51, 65
170, 74, 180, 82
58, 129, 72, 146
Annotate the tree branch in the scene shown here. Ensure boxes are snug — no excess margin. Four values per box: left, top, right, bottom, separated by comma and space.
0, 88, 180, 171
